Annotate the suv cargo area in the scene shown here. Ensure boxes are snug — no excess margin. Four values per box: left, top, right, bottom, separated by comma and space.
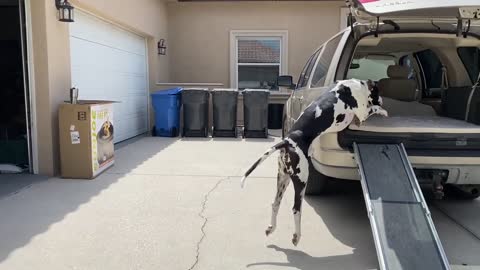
338, 34, 480, 156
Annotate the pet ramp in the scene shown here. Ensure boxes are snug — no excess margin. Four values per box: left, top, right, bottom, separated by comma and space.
353, 143, 450, 270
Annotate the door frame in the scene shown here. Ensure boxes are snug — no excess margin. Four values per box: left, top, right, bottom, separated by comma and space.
16, 0, 37, 173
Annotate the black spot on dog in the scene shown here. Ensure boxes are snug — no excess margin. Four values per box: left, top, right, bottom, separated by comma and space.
368, 84, 381, 106
337, 84, 358, 110
360, 81, 365, 85
292, 179, 306, 212
336, 114, 346, 123
369, 108, 374, 115
284, 149, 301, 176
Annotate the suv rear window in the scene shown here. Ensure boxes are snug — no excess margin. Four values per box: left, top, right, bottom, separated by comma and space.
346, 57, 396, 81
458, 47, 480, 84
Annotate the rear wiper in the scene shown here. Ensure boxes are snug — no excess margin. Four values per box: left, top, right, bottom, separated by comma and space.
383, 20, 400, 31
431, 21, 441, 32
457, 18, 472, 38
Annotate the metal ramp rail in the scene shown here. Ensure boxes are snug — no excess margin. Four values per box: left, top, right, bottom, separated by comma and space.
353, 143, 450, 270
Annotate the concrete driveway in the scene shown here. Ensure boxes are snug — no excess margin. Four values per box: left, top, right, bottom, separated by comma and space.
0, 136, 480, 270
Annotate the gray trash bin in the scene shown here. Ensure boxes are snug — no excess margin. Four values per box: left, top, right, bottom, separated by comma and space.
181, 88, 210, 137
212, 88, 239, 137
242, 89, 270, 138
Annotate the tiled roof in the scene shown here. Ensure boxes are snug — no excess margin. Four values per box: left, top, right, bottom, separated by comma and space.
238, 40, 280, 64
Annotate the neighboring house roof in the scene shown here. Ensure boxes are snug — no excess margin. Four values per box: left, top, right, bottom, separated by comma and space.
238, 40, 280, 64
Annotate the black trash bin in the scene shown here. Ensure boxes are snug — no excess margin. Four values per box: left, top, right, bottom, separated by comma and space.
243, 89, 270, 138
268, 104, 284, 129
212, 88, 239, 137
181, 88, 210, 137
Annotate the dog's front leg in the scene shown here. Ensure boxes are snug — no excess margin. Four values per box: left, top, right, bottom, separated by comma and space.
368, 105, 388, 117
266, 162, 290, 236
291, 177, 306, 246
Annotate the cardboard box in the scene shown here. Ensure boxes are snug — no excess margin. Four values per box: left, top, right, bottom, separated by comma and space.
59, 101, 115, 179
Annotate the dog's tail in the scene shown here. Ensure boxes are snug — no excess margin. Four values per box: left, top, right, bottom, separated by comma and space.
240, 140, 288, 188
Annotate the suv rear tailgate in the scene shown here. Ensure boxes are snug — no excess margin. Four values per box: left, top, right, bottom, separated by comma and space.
351, 0, 480, 17
339, 116, 480, 154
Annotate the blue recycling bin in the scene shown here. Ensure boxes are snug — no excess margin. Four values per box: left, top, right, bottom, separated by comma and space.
151, 87, 182, 137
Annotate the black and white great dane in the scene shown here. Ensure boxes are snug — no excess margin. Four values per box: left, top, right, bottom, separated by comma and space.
240, 79, 388, 246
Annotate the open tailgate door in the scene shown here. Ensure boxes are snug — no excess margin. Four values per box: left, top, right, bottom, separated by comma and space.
348, 0, 480, 22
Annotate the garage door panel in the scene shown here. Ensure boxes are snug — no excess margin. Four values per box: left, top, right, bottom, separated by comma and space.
70, 11, 148, 143
71, 12, 145, 56
115, 115, 148, 141
72, 39, 146, 76
114, 98, 147, 118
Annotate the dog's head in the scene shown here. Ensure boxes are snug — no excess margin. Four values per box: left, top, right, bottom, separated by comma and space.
336, 79, 385, 123
365, 79, 383, 106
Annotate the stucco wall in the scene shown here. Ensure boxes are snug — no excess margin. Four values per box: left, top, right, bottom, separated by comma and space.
167, 1, 345, 86
30, 0, 169, 175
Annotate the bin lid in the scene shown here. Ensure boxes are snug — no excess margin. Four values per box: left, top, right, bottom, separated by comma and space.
242, 89, 271, 94
151, 87, 183, 96
212, 88, 238, 92
183, 88, 209, 91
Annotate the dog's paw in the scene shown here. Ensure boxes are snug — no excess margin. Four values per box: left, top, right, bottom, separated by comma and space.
292, 234, 301, 246
265, 225, 275, 236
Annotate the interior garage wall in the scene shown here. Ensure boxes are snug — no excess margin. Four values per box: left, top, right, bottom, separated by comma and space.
167, 1, 345, 86
30, 0, 169, 176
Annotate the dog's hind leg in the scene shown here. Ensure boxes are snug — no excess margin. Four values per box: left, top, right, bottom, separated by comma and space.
291, 175, 307, 246
266, 159, 290, 236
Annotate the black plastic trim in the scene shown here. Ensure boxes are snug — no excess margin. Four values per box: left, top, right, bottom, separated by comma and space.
339, 129, 480, 157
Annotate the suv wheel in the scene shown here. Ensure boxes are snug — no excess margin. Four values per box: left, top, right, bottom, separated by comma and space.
305, 157, 329, 196
445, 184, 480, 200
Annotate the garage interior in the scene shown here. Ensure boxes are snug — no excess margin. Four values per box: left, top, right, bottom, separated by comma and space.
0, 0, 30, 173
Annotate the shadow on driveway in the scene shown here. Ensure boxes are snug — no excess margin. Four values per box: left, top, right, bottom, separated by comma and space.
0, 174, 48, 199
248, 180, 378, 270
0, 137, 175, 263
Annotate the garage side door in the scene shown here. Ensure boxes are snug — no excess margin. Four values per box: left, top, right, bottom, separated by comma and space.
70, 11, 148, 143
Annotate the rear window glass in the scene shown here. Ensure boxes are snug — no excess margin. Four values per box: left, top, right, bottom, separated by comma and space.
297, 49, 321, 89
416, 49, 443, 89
346, 57, 396, 81
311, 34, 343, 87
458, 47, 480, 84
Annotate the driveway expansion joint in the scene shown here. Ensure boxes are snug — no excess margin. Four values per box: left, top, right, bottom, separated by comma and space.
187, 176, 230, 270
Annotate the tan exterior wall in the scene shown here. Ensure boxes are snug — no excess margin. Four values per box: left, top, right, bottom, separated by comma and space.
30, 0, 169, 176
167, 1, 345, 86
29, 0, 343, 175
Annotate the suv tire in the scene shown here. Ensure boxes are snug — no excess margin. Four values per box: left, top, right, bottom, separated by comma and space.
305, 157, 330, 195
445, 184, 480, 200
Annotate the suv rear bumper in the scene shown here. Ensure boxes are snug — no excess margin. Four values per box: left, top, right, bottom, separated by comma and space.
311, 138, 480, 185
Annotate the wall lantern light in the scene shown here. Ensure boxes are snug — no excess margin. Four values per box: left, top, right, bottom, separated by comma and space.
158, 39, 167, 55
55, 0, 74, 23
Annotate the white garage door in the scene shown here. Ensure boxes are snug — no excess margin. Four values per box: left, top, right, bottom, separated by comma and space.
70, 11, 148, 143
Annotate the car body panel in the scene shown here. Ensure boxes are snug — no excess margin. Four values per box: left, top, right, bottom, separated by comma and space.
283, 19, 480, 185
284, 0, 480, 187
350, 0, 480, 19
